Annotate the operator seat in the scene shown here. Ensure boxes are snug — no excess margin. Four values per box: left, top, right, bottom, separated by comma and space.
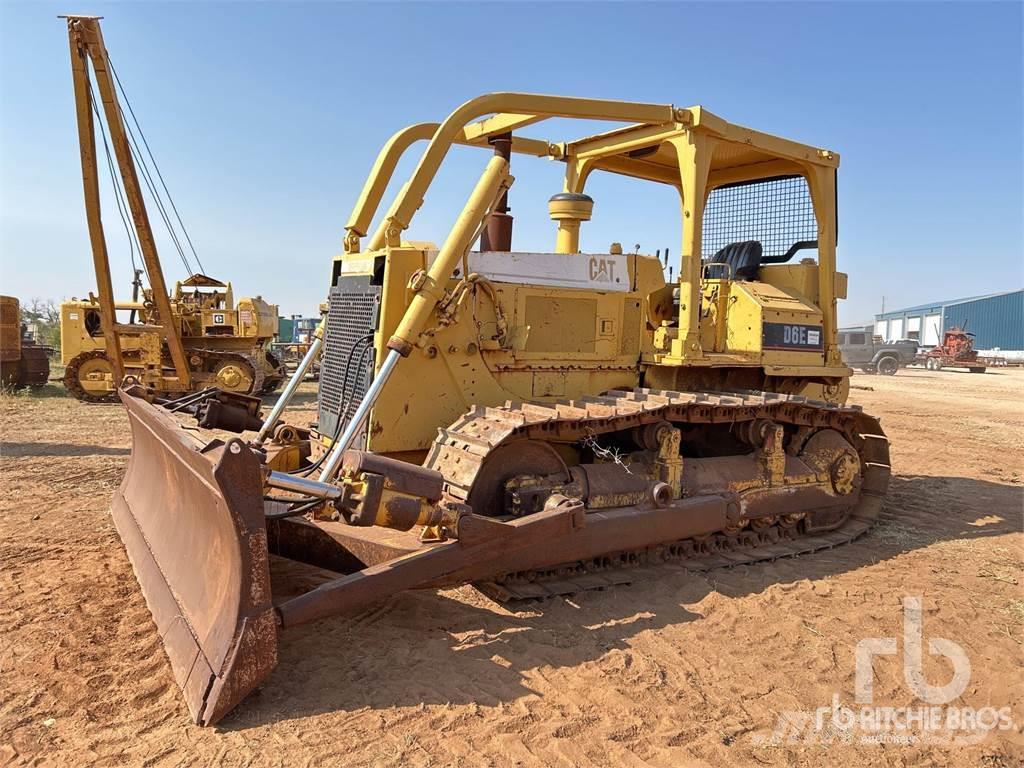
705, 240, 763, 281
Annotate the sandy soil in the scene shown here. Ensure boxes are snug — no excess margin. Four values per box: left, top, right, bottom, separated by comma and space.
1, 368, 1022, 767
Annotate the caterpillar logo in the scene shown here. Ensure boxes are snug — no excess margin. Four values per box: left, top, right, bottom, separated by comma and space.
213, 313, 226, 325
588, 256, 617, 283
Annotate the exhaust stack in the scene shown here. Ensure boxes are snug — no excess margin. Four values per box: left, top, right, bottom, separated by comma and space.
479, 132, 513, 251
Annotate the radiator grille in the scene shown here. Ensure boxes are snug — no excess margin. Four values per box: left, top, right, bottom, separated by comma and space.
317, 275, 381, 444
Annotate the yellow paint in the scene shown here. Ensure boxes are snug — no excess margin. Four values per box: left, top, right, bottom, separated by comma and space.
319, 92, 853, 453
60, 287, 280, 391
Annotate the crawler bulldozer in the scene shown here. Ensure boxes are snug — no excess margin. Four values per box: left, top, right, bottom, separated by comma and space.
89, 75, 890, 722
60, 276, 283, 402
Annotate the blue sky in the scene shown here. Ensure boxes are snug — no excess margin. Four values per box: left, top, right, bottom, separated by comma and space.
1, 1, 1021, 325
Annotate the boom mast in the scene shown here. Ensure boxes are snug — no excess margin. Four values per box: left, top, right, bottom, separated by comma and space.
64, 15, 191, 388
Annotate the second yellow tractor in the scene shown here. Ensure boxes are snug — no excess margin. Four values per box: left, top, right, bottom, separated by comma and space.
60, 276, 282, 401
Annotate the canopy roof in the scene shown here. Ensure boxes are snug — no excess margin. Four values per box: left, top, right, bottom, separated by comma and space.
180, 274, 226, 288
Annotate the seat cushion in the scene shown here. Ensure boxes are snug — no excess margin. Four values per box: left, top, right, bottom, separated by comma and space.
706, 240, 763, 280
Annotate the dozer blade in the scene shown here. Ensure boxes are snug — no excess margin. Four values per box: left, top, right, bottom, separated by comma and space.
113, 391, 277, 726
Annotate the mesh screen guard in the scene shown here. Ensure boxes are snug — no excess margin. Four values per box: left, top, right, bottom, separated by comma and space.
701, 175, 819, 263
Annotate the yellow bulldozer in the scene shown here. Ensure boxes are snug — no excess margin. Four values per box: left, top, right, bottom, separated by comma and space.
63, 16, 284, 404
60, 276, 283, 402
69, 18, 891, 729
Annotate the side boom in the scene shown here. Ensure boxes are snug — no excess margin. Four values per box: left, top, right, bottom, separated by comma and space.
64, 15, 191, 388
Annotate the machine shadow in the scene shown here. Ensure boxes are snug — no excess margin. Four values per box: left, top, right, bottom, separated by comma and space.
220, 474, 1021, 730
1, 440, 130, 457
261, 389, 319, 408
0, 383, 69, 399
896, 369, 1006, 378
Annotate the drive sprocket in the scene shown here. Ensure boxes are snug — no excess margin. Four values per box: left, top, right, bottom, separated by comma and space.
63, 350, 117, 402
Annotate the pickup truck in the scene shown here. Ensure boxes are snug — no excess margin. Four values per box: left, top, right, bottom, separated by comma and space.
838, 330, 918, 375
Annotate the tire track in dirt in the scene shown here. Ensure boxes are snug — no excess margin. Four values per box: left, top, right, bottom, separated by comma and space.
1, 375, 1022, 766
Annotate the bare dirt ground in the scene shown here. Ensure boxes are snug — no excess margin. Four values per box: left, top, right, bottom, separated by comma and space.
1, 368, 1022, 767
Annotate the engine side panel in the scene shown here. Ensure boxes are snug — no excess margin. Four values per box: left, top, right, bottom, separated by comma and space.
324, 249, 851, 456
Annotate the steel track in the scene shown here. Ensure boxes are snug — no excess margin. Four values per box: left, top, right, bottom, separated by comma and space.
192, 348, 267, 395
424, 387, 891, 602
63, 349, 119, 402
65, 348, 268, 401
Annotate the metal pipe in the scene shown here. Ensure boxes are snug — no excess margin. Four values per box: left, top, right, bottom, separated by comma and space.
386, 155, 511, 355
267, 469, 342, 500
317, 348, 401, 482
366, 93, 675, 250
479, 132, 513, 252
254, 334, 323, 444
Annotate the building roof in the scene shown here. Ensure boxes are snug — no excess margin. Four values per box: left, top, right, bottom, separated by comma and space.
877, 289, 1023, 318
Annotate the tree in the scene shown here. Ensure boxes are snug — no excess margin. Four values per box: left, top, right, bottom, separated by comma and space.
20, 298, 61, 354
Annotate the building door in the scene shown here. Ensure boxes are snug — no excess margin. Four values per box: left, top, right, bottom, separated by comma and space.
906, 316, 921, 341
875, 320, 887, 339
923, 314, 941, 346
889, 318, 903, 341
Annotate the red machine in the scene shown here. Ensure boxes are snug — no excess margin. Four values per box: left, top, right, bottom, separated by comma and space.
922, 326, 986, 373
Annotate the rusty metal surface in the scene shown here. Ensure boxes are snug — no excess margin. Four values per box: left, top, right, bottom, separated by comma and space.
18, 344, 51, 386
574, 462, 656, 509
275, 502, 586, 628
424, 387, 891, 598
267, 516, 421, 573
342, 450, 444, 501
271, 491, 727, 629
467, 440, 569, 513
113, 386, 890, 726
474, 502, 884, 601
114, 392, 277, 726
436, 494, 730, 587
